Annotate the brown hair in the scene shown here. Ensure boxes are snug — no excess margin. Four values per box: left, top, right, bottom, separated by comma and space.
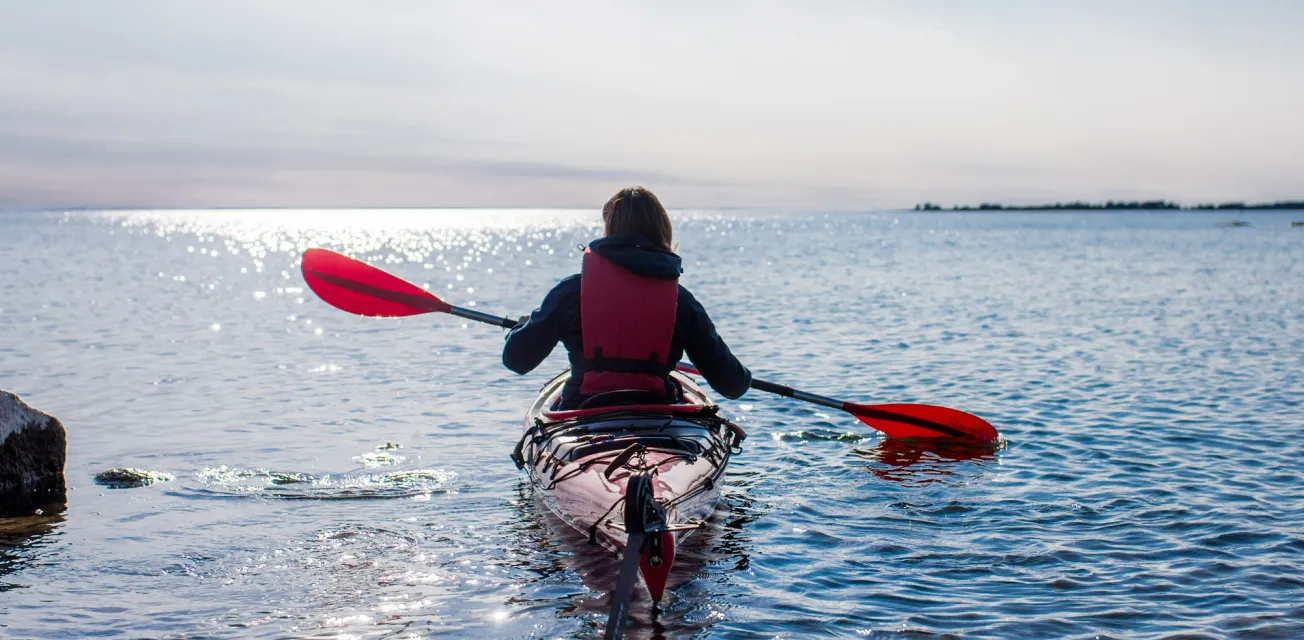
602, 186, 673, 250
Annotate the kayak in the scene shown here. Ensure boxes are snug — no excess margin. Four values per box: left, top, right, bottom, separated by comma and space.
512, 370, 744, 636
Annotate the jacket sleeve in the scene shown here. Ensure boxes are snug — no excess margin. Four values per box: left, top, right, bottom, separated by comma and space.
679, 287, 752, 399
502, 276, 578, 374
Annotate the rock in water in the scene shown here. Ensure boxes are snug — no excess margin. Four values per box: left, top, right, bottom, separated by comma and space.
94, 468, 175, 489
0, 391, 68, 516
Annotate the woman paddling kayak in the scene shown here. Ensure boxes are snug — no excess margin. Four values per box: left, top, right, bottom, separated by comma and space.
502, 186, 752, 409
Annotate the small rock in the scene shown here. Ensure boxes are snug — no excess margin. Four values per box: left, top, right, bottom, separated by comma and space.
270, 472, 311, 485
377, 442, 403, 450
94, 468, 175, 489
1, 391, 68, 516
354, 451, 406, 467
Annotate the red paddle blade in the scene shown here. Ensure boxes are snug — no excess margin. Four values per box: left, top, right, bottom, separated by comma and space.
845, 402, 999, 443
301, 248, 451, 317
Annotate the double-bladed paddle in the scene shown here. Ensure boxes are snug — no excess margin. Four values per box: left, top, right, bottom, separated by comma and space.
301, 248, 999, 443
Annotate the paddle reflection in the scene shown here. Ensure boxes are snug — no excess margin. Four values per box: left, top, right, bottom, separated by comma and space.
853, 439, 999, 486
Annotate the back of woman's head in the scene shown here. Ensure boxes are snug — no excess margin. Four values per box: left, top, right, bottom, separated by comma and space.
602, 186, 673, 250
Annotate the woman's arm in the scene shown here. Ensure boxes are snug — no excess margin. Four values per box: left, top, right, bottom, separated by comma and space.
679, 287, 752, 398
502, 275, 579, 374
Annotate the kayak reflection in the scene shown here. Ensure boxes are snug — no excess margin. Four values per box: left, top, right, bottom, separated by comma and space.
507, 480, 756, 639
853, 439, 999, 486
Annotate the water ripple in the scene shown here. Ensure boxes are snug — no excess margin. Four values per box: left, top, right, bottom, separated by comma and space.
189, 466, 458, 500
1, 209, 1301, 638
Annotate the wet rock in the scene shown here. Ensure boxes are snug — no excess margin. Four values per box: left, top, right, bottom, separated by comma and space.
0, 391, 68, 517
354, 450, 405, 467
269, 472, 312, 485
354, 442, 406, 467
93, 468, 175, 489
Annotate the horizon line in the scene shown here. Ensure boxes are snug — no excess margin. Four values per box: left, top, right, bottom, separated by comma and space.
5, 200, 1304, 214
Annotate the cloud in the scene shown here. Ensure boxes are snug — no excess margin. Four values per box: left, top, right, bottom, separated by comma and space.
1, 0, 1302, 208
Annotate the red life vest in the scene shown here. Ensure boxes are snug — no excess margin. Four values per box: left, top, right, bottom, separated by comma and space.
576, 248, 678, 398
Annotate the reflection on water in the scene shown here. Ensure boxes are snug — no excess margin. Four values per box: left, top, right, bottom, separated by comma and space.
0, 507, 66, 592
853, 438, 1000, 486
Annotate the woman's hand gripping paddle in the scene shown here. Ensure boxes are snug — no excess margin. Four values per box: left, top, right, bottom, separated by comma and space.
302, 248, 999, 443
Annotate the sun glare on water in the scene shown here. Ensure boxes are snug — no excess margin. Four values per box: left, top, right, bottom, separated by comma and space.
93, 208, 601, 270
97, 208, 595, 242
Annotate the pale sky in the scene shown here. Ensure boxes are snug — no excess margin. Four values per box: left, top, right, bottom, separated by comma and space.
1, 0, 1301, 209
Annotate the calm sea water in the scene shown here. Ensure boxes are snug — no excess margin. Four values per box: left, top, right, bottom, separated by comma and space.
1, 209, 1301, 639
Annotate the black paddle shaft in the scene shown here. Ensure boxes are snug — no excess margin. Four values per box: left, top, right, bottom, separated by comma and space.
750, 377, 846, 411
750, 378, 795, 397
448, 304, 518, 329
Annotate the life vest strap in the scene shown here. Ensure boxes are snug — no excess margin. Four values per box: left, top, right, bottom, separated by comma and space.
573, 348, 675, 378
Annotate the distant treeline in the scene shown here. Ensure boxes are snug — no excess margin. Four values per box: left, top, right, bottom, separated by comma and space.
913, 200, 1304, 211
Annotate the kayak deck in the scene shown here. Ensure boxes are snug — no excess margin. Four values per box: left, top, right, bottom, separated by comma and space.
515, 372, 741, 554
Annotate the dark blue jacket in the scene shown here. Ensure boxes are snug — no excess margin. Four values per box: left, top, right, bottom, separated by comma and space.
503, 234, 751, 408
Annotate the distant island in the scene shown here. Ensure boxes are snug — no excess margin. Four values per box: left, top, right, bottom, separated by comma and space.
913, 200, 1304, 211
